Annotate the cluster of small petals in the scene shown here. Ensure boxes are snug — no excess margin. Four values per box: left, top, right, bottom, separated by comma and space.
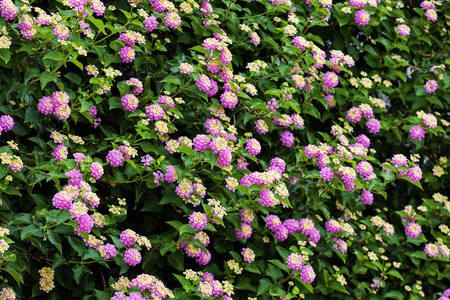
259, 189, 277, 207
283, 219, 300, 234
146, 104, 165, 121
246, 138, 261, 156
300, 218, 316, 235
196, 74, 211, 92
410, 125, 426, 141
391, 154, 408, 168
120, 229, 137, 247
220, 92, 238, 109
349, 0, 365, 8
304, 144, 320, 158
280, 131, 294, 147
52, 144, 68, 162
193, 134, 211, 152
325, 220, 341, 234
179, 63, 195, 74
405, 222, 422, 239
356, 134, 370, 148
320, 167, 334, 182
89, 0, 105, 16
291, 74, 306, 89
118, 46, 135, 63
424, 9, 437, 22
323, 71, 339, 88
121, 94, 139, 112
359, 103, 373, 118
291, 36, 309, 51
366, 118, 381, 134
275, 226, 289, 241
270, 157, 286, 173
360, 190, 374, 205
300, 265, 316, 283
66, 169, 82, 187
0, 0, 18, 20
291, 114, 304, 128
286, 253, 304, 271
53, 191, 73, 210
424, 243, 439, 257
195, 231, 210, 246
144, 16, 159, 31
203, 38, 219, 50
164, 12, 181, 29
107, 149, 124, 167
97, 243, 117, 259
176, 180, 193, 198
424, 79, 439, 93
78, 214, 94, 233
333, 238, 348, 253
255, 119, 269, 134
90, 162, 103, 179
70, 202, 88, 220
240, 209, 254, 223
346, 107, 362, 123
355, 9, 370, 26
265, 215, 282, 232
407, 165, 422, 182
274, 115, 292, 127
0, 115, 14, 132
189, 212, 207, 231
235, 223, 252, 239
164, 165, 178, 183
356, 161, 374, 180
124, 248, 142, 266
52, 23, 70, 39
38, 96, 54, 115
241, 248, 255, 263
396, 24, 411, 36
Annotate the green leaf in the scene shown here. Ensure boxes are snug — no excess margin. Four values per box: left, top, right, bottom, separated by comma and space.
43, 51, 63, 62
67, 236, 87, 257
88, 16, 107, 35
140, 141, 156, 153
168, 250, 184, 271
24, 106, 42, 123
0, 49, 11, 64
384, 290, 404, 299
387, 269, 403, 280
0, 164, 8, 178
330, 282, 349, 294
257, 278, 272, 296
3, 266, 24, 285
64, 72, 82, 85
266, 263, 283, 282
69, 59, 84, 70
94, 290, 110, 300
47, 230, 62, 254
40, 71, 56, 90
162, 75, 182, 85
72, 265, 88, 284
300, 281, 313, 293
52, 253, 69, 269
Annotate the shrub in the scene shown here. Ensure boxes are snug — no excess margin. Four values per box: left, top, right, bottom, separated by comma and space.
0, 0, 449, 299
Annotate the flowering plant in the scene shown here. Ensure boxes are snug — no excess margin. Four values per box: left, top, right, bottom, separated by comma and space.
0, 0, 449, 298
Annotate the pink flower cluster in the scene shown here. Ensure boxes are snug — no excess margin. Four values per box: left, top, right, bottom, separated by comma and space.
38, 91, 72, 120
189, 212, 207, 231
0, 115, 14, 135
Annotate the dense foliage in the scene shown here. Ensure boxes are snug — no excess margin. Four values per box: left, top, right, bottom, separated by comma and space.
0, 0, 449, 298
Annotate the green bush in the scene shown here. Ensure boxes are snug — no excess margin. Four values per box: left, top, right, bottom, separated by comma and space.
0, 0, 449, 298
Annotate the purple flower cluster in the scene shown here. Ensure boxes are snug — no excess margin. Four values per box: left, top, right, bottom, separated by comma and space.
38, 91, 72, 120
0, 115, 14, 135
189, 212, 207, 231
